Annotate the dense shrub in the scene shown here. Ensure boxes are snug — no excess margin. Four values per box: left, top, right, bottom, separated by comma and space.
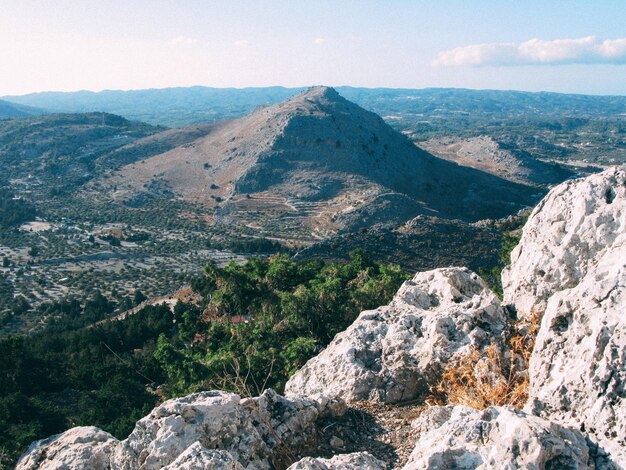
0, 189, 36, 228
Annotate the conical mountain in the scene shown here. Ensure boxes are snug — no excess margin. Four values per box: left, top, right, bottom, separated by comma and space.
105, 86, 538, 240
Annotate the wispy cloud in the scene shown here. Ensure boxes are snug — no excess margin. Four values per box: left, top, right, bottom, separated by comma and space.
233, 39, 250, 47
314, 37, 325, 45
434, 36, 626, 67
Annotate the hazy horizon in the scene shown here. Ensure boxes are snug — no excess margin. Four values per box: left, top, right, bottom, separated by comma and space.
5, 83, 626, 99
3, 0, 626, 96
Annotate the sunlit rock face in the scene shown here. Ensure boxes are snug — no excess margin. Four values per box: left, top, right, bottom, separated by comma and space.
16, 390, 344, 470
502, 166, 626, 318
502, 167, 626, 465
404, 406, 593, 469
286, 267, 506, 404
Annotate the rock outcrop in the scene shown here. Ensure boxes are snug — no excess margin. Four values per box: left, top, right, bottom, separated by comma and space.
16, 390, 344, 470
525, 254, 626, 462
286, 267, 506, 403
504, 167, 626, 463
15, 426, 118, 470
502, 166, 626, 317
404, 406, 593, 469
287, 452, 385, 469
162, 443, 243, 469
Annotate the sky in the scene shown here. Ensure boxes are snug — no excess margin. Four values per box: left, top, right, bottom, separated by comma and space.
2, 0, 626, 96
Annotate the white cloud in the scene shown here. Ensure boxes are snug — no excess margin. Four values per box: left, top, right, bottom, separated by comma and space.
314, 37, 325, 45
434, 36, 626, 67
233, 39, 250, 47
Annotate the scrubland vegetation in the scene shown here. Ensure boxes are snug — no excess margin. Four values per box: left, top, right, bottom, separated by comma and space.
0, 252, 407, 467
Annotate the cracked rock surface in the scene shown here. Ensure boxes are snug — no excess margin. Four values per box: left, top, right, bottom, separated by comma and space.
287, 452, 385, 469
16, 390, 343, 470
286, 267, 506, 404
404, 405, 593, 469
503, 166, 626, 317
508, 168, 626, 465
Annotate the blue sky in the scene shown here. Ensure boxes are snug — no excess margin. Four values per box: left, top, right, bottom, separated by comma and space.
2, 0, 626, 95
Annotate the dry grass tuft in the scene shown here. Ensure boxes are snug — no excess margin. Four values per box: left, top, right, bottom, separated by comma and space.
429, 309, 540, 409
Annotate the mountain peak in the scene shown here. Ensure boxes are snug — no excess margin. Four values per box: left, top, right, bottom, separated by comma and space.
300, 85, 339, 100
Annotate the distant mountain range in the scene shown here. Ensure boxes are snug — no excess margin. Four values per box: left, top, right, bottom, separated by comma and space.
4, 86, 626, 128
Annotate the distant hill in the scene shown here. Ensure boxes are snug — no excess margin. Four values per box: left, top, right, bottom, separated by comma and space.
99, 86, 538, 242
0, 99, 42, 118
420, 135, 576, 186
4, 86, 626, 127
0, 112, 212, 194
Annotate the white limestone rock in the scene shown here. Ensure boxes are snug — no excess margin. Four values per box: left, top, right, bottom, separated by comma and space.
403, 406, 593, 469
525, 240, 626, 465
15, 426, 118, 470
288, 452, 385, 469
162, 442, 244, 469
115, 389, 336, 469
502, 166, 626, 317
497, 166, 626, 465
286, 267, 506, 403
17, 389, 343, 470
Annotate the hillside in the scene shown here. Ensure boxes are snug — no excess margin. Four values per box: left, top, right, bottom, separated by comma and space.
0, 113, 212, 193
101, 87, 538, 241
420, 135, 575, 186
295, 215, 502, 274
7, 86, 625, 167
0, 99, 41, 119
2, 87, 303, 127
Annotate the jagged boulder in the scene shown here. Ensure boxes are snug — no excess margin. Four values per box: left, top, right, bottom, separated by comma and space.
286, 267, 506, 403
288, 452, 385, 469
502, 166, 626, 317
15, 426, 118, 470
403, 406, 593, 469
525, 226, 626, 464
17, 390, 344, 470
497, 167, 626, 465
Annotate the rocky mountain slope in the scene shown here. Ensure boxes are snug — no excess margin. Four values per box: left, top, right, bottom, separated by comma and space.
7, 86, 625, 167
0, 113, 161, 194
16, 167, 625, 468
101, 87, 538, 241
420, 135, 575, 186
0, 113, 213, 192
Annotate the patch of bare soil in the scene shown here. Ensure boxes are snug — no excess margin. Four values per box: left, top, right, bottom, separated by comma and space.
298, 401, 424, 469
